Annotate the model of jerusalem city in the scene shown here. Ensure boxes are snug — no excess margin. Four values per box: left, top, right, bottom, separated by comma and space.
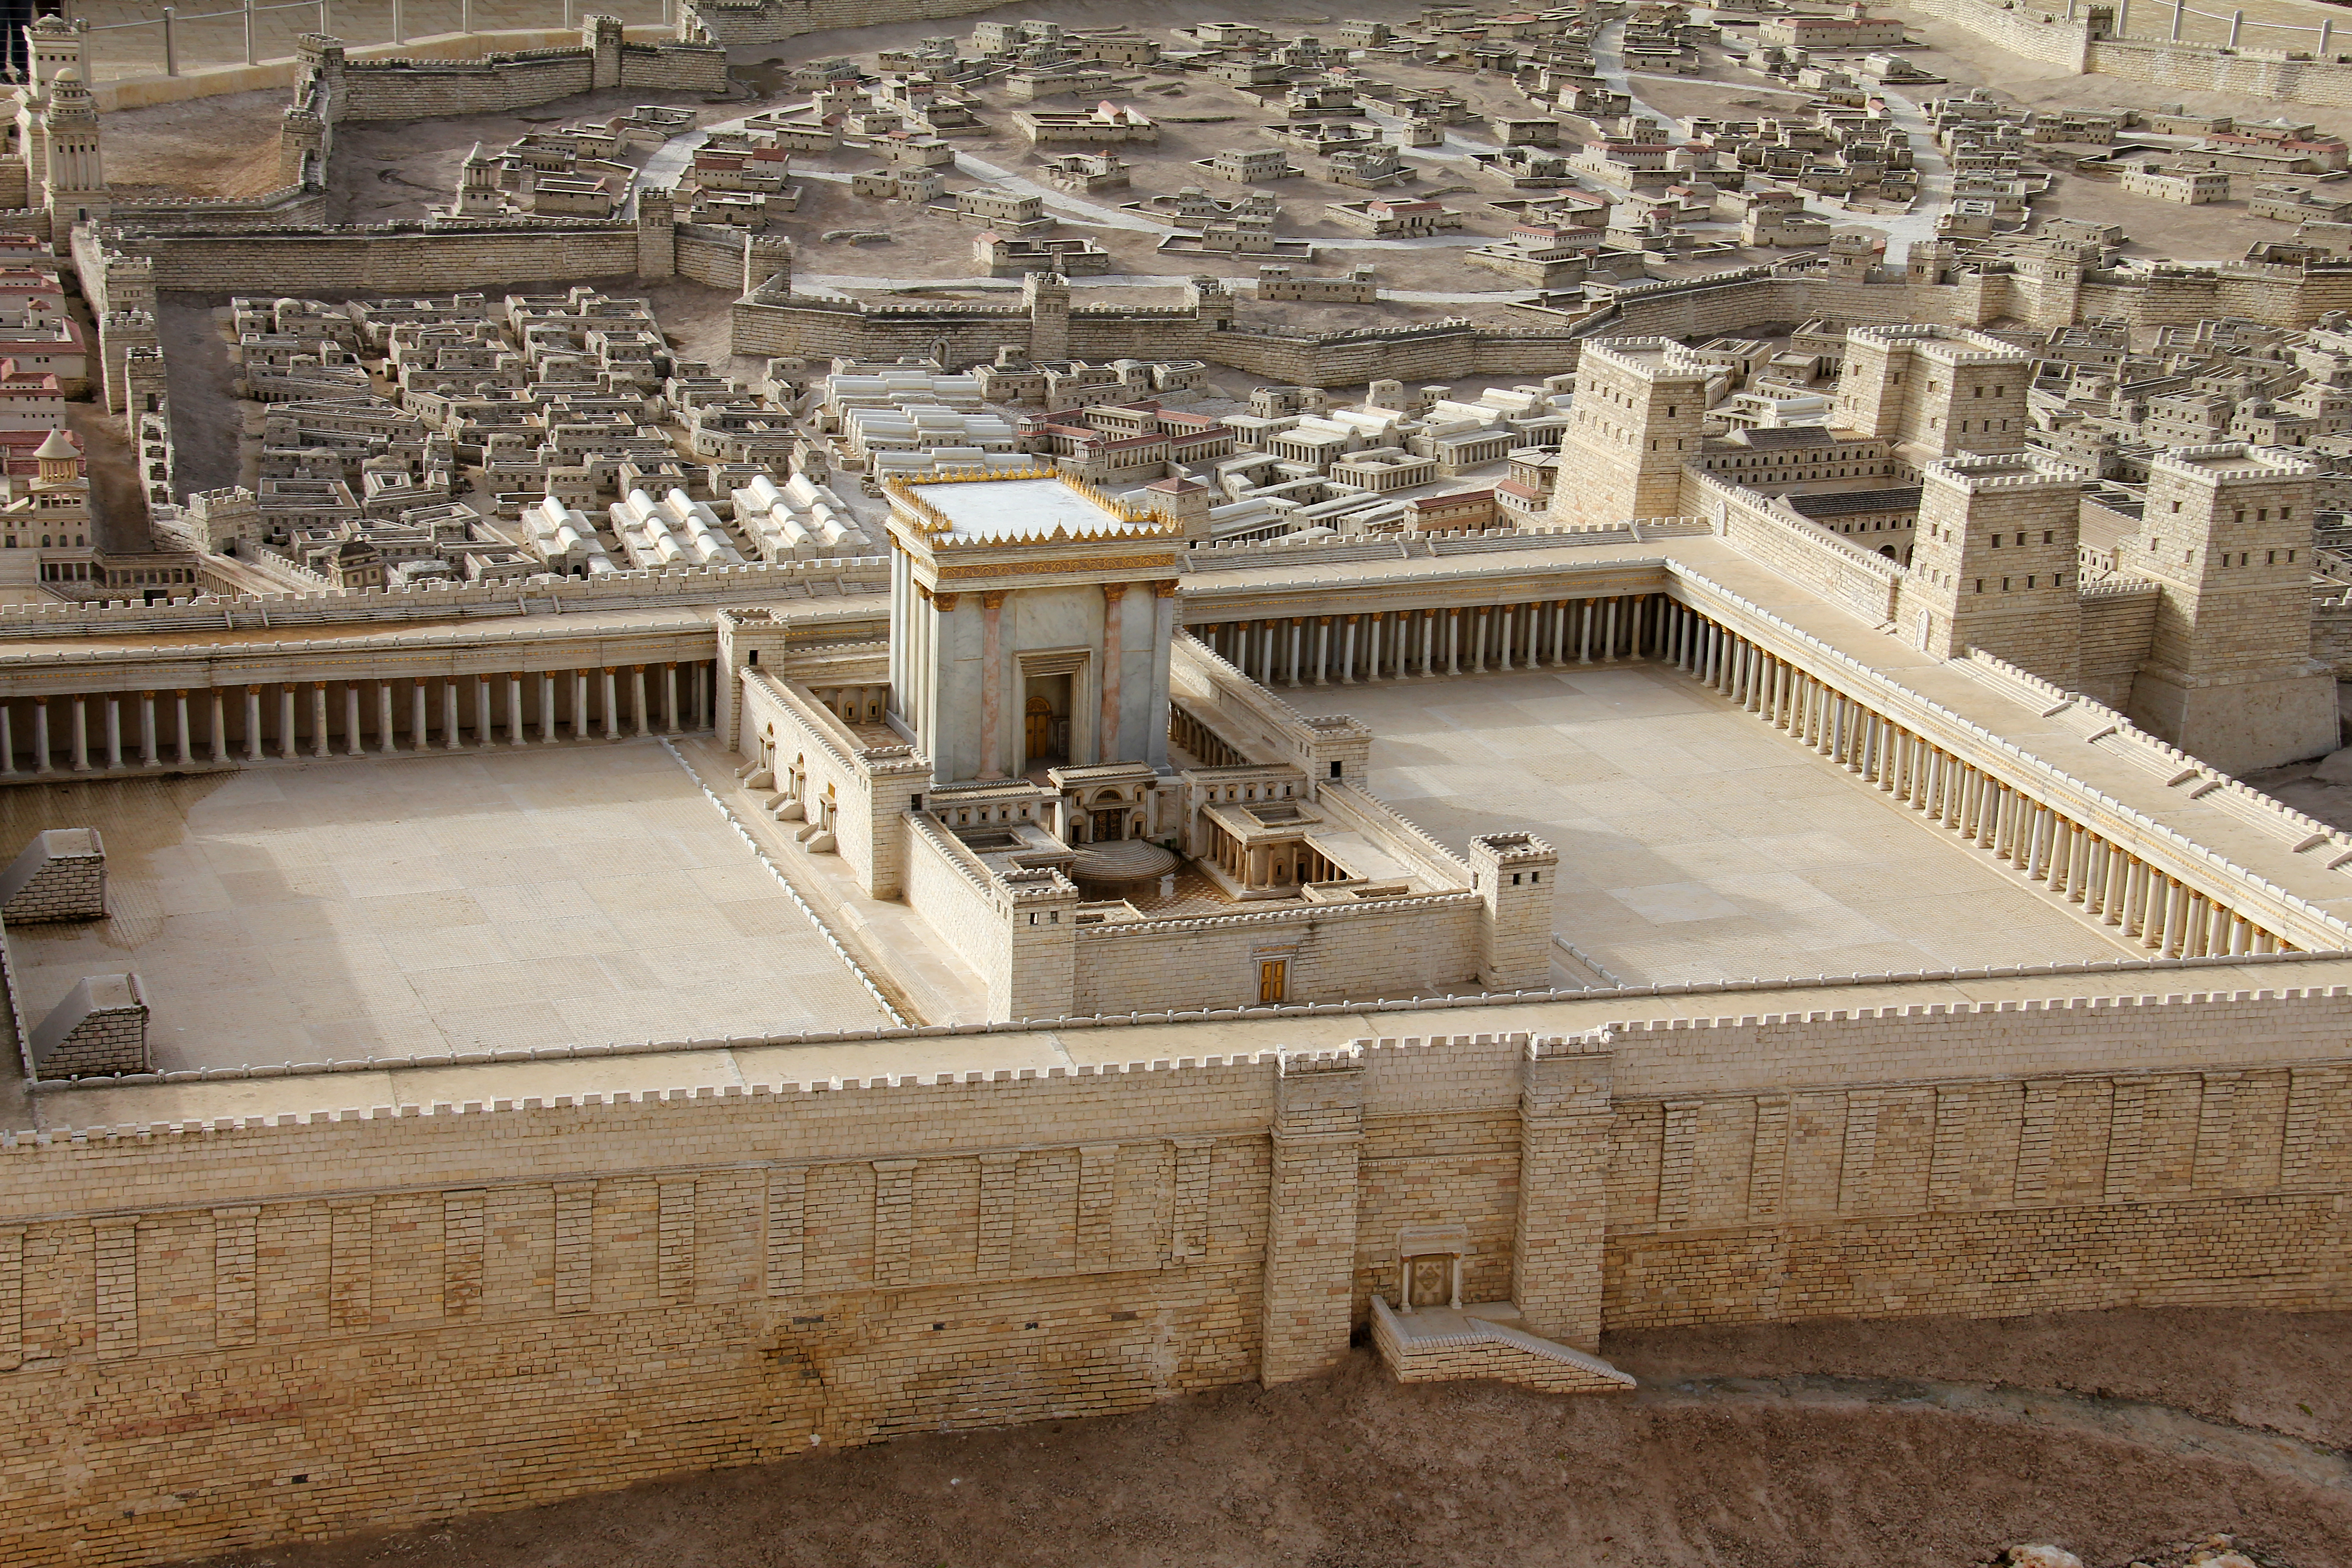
12, 0, 2352, 1560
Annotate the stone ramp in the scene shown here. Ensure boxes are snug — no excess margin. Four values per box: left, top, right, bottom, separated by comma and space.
1369, 1296, 1635, 1395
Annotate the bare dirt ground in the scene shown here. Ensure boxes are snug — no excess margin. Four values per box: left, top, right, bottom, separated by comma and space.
180, 1308, 2352, 1568
102, 88, 294, 201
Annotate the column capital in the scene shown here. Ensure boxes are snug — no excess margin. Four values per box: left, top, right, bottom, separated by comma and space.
934, 592, 960, 612
1101, 582, 1127, 603
1152, 578, 1179, 598
982, 589, 1007, 609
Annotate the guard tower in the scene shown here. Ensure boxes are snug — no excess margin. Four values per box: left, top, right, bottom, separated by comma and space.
2124, 443, 2338, 772
1911, 452, 2084, 687
1548, 337, 1710, 529
1834, 325, 2030, 472
884, 469, 1184, 785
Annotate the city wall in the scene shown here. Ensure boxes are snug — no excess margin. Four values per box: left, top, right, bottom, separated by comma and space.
4, 985, 2349, 1568
317, 39, 729, 122
103, 223, 655, 294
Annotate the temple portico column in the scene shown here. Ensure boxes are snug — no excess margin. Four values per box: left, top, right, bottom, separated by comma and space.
279, 686, 298, 760
1602, 598, 1619, 663
509, 676, 528, 746
1468, 609, 1486, 674
68, 696, 88, 772
377, 683, 397, 754
103, 696, 122, 770
1100, 583, 1127, 765
1367, 613, 1385, 681
662, 664, 679, 735
443, 681, 463, 751
142, 691, 161, 766
1577, 600, 1593, 663
29, 699, 48, 774
540, 674, 558, 743
476, 676, 495, 746
343, 685, 363, 757
1286, 619, 1303, 686
1314, 617, 1331, 684
977, 592, 1005, 777
573, 672, 591, 740
1421, 612, 1437, 677
1497, 607, 1514, 672
692, 662, 710, 730
175, 692, 193, 767
1341, 616, 1358, 683
629, 668, 648, 739
1446, 609, 1461, 675
602, 669, 620, 740
245, 687, 264, 763
411, 681, 430, 752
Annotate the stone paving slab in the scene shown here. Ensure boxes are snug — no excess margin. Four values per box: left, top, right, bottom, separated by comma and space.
0, 739, 894, 1072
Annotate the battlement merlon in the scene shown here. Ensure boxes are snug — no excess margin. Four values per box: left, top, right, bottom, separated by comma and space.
2147, 441, 2319, 485
1575, 336, 1715, 384
1921, 451, 2088, 493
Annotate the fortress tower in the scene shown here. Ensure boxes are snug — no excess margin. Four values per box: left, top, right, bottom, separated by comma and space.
1025, 271, 1071, 362
34, 66, 105, 240
1834, 325, 2031, 471
450, 143, 502, 217
2123, 442, 2338, 772
1548, 337, 1709, 529
1910, 452, 2085, 687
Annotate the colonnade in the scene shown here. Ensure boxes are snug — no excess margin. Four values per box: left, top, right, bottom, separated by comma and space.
0, 661, 721, 777
1661, 600, 2292, 959
1186, 593, 1663, 688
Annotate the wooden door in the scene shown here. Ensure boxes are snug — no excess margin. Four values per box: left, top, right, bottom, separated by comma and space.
1024, 696, 1052, 762
1257, 959, 1287, 1004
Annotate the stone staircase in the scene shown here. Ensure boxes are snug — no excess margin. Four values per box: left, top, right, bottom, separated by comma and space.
1369, 1296, 1636, 1395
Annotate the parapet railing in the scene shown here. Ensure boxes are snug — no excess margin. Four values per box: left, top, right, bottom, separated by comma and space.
59, 0, 677, 96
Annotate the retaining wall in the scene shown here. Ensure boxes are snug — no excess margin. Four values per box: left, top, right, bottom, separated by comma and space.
3, 989, 2348, 1566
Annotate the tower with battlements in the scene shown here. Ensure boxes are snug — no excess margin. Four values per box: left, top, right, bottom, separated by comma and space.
1910, 452, 2085, 687
1548, 337, 1709, 529
2122, 442, 2338, 771
1834, 325, 2031, 471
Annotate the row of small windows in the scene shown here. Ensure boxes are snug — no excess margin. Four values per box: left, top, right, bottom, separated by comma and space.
1973, 574, 2065, 592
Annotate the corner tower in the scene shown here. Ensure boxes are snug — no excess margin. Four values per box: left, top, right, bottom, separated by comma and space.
1548, 337, 1709, 529
1910, 452, 2083, 687
1835, 325, 2030, 472
2124, 443, 2337, 772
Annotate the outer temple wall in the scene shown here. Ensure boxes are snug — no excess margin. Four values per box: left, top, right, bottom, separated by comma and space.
2, 996, 2348, 1566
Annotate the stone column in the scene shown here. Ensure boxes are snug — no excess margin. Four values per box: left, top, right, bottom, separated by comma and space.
245, 687, 263, 763
540, 674, 557, 743
1602, 598, 1619, 663
1099, 583, 1126, 765
1260, 1050, 1364, 1387
209, 691, 227, 764
1497, 607, 1513, 672
1513, 1038, 1614, 1351
104, 696, 122, 770
1313, 617, 1330, 685
1446, 609, 1460, 674
377, 684, 396, 755
308, 684, 329, 760
629, 668, 648, 739
343, 686, 363, 757
1578, 600, 1593, 663
509, 676, 527, 746
663, 664, 679, 735
602, 670, 620, 740
29, 700, 48, 774
1287, 619, 1303, 686
573, 672, 591, 740
175, 692, 193, 767
412, 681, 431, 752
278, 687, 297, 760
68, 696, 88, 772
1340, 616, 1358, 683
442, 681, 462, 751
1471, 609, 1488, 673
142, 692, 160, 766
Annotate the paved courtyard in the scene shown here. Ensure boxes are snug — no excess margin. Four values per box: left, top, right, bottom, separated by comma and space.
0, 740, 894, 1072
1324, 664, 2144, 986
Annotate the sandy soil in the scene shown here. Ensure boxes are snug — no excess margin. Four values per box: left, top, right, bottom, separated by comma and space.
103, 89, 297, 201
178, 1308, 2352, 1568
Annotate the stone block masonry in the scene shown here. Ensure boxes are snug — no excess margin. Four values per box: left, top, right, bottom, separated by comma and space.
6, 995, 2352, 1568
26, 973, 146, 1077
0, 827, 103, 923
